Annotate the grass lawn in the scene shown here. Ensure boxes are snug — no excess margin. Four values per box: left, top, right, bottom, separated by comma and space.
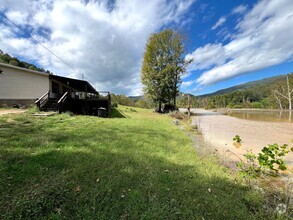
0, 106, 269, 219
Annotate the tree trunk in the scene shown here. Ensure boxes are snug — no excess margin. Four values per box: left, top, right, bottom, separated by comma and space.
158, 101, 162, 113
173, 73, 178, 108
287, 75, 292, 110
274, 90, 283, 110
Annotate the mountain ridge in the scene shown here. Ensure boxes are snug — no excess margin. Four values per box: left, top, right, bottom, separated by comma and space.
198, 75, 286, 98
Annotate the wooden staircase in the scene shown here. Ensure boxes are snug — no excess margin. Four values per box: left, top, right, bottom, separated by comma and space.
36, 91, 69, 112
40, 98, 59, 111
35, 91, 59, 112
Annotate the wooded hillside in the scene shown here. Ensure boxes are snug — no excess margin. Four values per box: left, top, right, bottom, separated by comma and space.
0, 49, 51, 73
177, 74, 293, 110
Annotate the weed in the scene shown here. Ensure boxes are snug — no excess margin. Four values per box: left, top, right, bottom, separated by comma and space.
233, 135, 242, 143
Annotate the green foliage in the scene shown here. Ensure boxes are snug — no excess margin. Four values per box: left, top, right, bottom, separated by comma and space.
112, 102, 118, 108
141, 29, 188, 109
196, 74, 293, 110
237, 137, 293, 182
176, 93, 199, 108
134, 99, 149, 108
237, 151, 260, 183
27, 106, 40, 114
258, 144, 292, 172
233, 135, 242, 143
243, 189, 265, 212
0, 49, 51, 73
111, 93, 134, 106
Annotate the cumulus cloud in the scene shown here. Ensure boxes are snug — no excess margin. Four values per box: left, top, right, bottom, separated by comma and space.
186, 43, 227, 70
211, 17, 226, 30
186, 0, 293, 86
0, 0, 195, 95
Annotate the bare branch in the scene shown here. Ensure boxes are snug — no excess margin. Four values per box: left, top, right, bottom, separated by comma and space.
274, 89, 289, 100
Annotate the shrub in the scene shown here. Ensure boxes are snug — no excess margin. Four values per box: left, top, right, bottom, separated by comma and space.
258, 144, 291, 173
169, 111, 186, 120
112, 102, 118, 108
233, 135, 242, 143
236, 140, 293, 182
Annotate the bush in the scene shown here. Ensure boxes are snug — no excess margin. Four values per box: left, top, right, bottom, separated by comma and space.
169, 111, 186, 120
251, 102, 263, 109
258, 144, 292, 173
112, 102, 118, 108
236, 139, 293, 183
231, 104, 243, 109
163, 104, 178, 113
233, 135, 242, 143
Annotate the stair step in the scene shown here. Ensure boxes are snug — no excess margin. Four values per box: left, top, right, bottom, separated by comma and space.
38, 97, 63, 112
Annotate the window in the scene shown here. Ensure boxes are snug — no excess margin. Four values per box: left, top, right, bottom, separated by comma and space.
52, 81, 59, 94
63, 86, 69, 93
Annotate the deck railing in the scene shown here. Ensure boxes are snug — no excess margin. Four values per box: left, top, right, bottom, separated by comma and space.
69, 91, 110, 101
57, 91, 69, 104
57, 91, 69, 113
35, 90, 50, 109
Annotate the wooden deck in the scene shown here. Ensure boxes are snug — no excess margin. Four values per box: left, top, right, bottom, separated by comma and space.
36, 91, 111, 117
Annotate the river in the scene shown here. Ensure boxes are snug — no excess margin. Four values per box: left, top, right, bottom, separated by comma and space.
227, 109, 292, 123
188, 108, 293, 168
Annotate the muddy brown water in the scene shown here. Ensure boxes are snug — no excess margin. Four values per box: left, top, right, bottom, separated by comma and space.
227, 109, 293, 123
187, 108, 293, 169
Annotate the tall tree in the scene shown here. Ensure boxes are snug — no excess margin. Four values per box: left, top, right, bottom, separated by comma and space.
141, 29, 190, 111
274, 73, 293, 110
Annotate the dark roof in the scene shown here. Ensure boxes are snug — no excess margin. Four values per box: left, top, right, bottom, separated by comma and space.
50, 75, 98, 94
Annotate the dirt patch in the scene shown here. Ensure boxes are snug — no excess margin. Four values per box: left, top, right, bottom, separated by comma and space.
0, 109, 26, 116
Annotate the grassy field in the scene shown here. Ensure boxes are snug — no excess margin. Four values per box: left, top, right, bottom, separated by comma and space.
0, 106, 270, 219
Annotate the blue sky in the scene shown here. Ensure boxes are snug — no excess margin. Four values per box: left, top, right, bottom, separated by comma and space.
0, 0, 292, 96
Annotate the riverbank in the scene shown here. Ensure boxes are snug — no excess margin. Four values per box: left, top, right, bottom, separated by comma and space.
190, 108, 293, 169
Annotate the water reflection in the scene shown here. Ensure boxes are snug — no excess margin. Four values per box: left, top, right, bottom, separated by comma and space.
227, 110, 293, 123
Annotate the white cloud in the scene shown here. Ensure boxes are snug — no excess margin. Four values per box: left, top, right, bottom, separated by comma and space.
211, 16, 226, 30
185, 43, 227, 70
181, 80, 195, 88
0, 0, 195, 95
186, 0, 293, 86
232, 4, 247, 15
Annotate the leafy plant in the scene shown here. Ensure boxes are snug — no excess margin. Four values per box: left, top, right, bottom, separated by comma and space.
236, 150, 260, 184
233, 135, 242, 143
111, 102, 118, 108
236, 136, 293, 182
258, 143, 292, 173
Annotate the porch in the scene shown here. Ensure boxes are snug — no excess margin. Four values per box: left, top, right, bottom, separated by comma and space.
35, 75, 111, 117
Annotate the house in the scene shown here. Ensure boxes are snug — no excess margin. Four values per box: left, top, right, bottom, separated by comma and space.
0, 63, 111, 116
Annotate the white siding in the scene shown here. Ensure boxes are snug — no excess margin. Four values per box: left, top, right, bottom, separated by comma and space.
0, 65, 49, 99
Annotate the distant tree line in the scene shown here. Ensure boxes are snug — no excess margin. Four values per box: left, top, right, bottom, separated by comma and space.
177, 74, 293, 110
111, 94, 155, 109
112, 73, 293, 111
0, 49, 52, 74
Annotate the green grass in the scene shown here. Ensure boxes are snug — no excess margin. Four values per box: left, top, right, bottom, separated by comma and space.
0, 106, 269, 219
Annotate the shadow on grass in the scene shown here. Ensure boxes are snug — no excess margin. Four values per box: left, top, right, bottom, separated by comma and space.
110, 108, 127, 118
0, 147, 266, 219
0, 114, 275, 219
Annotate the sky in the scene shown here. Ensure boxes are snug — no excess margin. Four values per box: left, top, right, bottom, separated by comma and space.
0, 0, 292, 96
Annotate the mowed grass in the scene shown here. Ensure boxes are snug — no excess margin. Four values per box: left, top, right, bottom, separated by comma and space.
0, 106, 264, 219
